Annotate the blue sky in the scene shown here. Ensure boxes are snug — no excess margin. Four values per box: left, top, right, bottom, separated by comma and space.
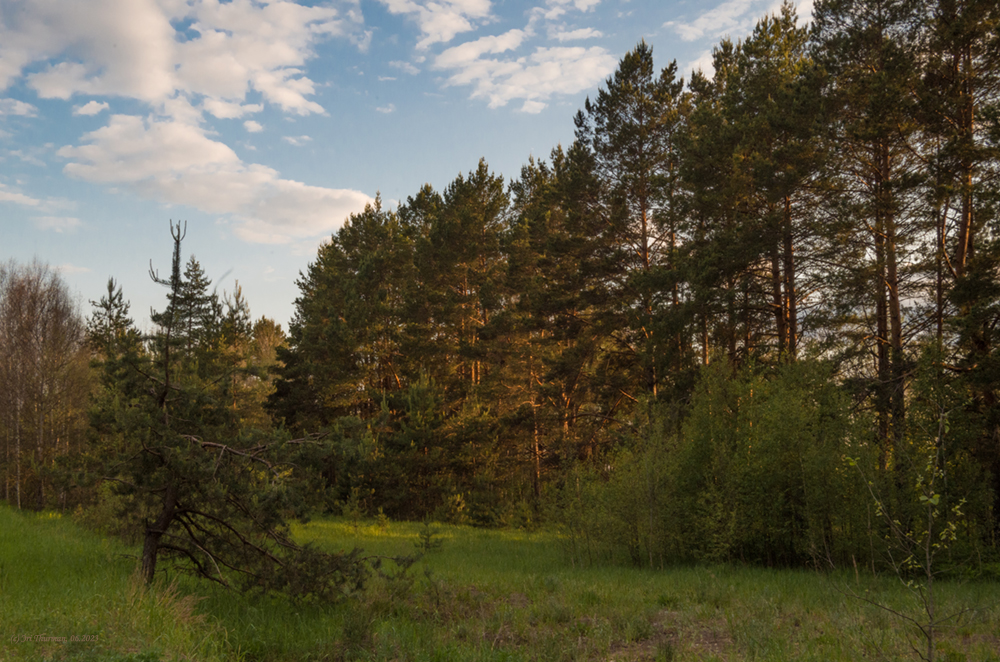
0, 0, 811, 330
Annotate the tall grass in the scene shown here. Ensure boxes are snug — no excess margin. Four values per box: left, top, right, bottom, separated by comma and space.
199, 517, 1000, 661
0, 506, 224, 662
3, 506, 999, 661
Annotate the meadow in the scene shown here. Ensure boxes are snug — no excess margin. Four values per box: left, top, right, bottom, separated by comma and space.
2, 505, 998, 662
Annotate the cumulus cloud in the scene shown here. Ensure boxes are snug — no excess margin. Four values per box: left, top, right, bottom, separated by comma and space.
683, 50, 718, 77
376, 103, 396, 113
531, 0, 601, 22
419, 0, 613, 111
1, 0, 374, 244
0, 0, 361, 116
389, 60, 420, 75
202, 99, 263, 120
58, 115, 372, 243
549, 27, 602, 41
0, 183, 41, 206
379, 0, 492, 50
10, 149, 45, 166
282, 134, 312, 146
0, 98, 38, 116
664, 0, 756, 42
664, 0, 808, 44
60, 115, 240, 184
73, 100, 109, 116
435, 29, 528, 68
669, 0, 814, 76
435, 32, 615, 112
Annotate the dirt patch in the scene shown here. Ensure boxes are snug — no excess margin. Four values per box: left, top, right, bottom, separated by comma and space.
606, 609, 734, 661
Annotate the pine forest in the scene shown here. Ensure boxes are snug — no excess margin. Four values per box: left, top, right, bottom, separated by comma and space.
3, 0, 1000, 595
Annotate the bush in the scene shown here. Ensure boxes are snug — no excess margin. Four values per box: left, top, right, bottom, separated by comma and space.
550, 359, 875, 568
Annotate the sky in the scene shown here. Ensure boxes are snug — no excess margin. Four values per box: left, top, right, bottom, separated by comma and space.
0, 0, 812, 331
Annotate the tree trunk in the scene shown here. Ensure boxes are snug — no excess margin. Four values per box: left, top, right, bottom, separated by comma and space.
142, 484, 178, 584
886, 210, 905, 450
14, 395, 21, 510
771, 240, 787, 357
875, 186, 891, 464
953, 42, 975, 279
783, 195, 797, 360
880, 144, 905, 450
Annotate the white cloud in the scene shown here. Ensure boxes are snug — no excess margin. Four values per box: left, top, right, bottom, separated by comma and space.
376, 103, 396, 113
59, 115, 240, 184
34, 215, 82, 232
282, 135, 312, 146
0, 0, 361, 116
1, 1, 374, 245
389, 60, 420, 75
0, 98, 38, 116
416, 0, 612, 111
435, 29, 528, 69
73, 100, 110, 116
378, 75, 398, 81
670, 0, 814, 76
58, 114, 372, 243
0, 183, 41, 207
436, 36, 616, 112
550, 27, 602, 41
683, 50, 718, 78
9, 149, 45, 167
664, 0, 755, 42
202, 99, 263, 119
532, 0, 602, 22
379, 0, 492, 50
664, 0, 805, 43
231, 179, 372, 243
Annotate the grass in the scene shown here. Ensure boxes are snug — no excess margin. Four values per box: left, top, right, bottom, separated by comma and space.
0, 506, 225, 662
3, 506, 999, 661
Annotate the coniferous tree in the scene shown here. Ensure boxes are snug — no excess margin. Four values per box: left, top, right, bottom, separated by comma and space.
683, 39, 757, 365
273, 197, 414, 429
917, 0, 1000, 534
91, 223, 365, 595
87, 278, 140, 358
574, 42, 690, 398
812, 0, 926, 454
730, 3, 825, 361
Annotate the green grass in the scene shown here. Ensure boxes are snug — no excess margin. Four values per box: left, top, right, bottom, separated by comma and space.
0, 506, 225, 662
3, 506, 999, 661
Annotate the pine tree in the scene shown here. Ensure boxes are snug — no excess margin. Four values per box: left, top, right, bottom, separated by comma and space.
91, 224, 365, 595
409, 160, 508, 400
682, 39, 758, 365
918, 0, 1000, 541
731, 3, 823, 361
812, 0, 925, 453
273, 197, 415, 429
574, 42, 689, 397
87, 278, 140, 358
